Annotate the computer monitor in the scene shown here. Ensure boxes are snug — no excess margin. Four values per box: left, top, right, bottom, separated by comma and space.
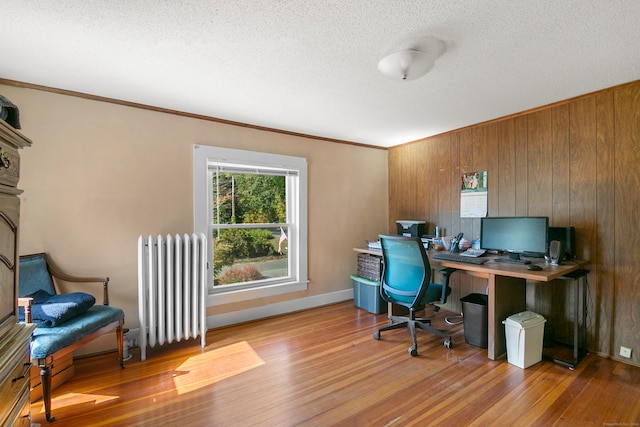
480, 216, 549, 264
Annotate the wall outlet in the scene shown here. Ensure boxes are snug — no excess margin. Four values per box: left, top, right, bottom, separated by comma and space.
620, 346, 632, 358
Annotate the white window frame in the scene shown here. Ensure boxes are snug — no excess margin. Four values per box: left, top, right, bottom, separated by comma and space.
194, 145, 308, 305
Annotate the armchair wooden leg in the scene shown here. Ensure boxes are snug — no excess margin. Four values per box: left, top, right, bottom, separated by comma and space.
117, 320, 125, 369
40, 364, 55, 422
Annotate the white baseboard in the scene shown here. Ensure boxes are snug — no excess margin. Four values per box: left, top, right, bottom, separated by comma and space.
206, 288, 353, 329
74, 289, 354, 357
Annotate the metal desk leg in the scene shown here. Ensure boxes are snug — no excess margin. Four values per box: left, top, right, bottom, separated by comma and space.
581, 272, 588, 363
548, 268, 589, 369
573, 276, 579, 363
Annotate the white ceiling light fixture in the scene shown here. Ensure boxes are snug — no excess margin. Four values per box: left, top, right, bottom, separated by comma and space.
377, 49, 435, 81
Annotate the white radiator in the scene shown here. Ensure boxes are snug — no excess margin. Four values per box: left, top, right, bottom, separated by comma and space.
137, 233, 208, 361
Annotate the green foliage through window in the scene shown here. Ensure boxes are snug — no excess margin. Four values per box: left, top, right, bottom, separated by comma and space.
211, 172, 288, 286
213, 173, 286, 225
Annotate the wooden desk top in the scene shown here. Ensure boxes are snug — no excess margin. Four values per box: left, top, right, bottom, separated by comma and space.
353, 247, 382, 256
353, 247, 586, 282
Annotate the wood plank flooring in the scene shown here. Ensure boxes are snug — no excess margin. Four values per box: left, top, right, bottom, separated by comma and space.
30, 302, 640, 426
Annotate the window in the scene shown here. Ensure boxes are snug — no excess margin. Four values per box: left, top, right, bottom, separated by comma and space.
194, 145, 308, 302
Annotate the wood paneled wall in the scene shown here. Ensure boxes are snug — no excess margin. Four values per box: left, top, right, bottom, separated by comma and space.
388, 81, 640, 363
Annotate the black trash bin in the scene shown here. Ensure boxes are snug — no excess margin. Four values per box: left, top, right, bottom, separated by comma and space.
461, 293, 488, 348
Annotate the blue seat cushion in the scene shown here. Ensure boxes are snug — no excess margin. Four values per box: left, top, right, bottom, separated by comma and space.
30, 305, 125, 359
18, 290, 96, 327
19, 255, 56, 296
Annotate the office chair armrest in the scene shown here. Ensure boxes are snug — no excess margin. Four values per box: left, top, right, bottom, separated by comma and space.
438, 267, 460, 304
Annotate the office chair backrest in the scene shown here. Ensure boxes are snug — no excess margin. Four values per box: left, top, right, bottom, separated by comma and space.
379, 235, 431, 306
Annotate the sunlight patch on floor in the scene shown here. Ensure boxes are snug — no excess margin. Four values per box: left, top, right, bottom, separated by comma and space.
172, 340, 265, 394
34, 392, 119, 414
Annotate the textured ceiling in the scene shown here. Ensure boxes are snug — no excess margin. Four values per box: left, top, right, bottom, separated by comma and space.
1, 1, 639, 147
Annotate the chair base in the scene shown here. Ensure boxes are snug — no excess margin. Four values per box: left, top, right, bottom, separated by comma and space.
373, 311, 452, 356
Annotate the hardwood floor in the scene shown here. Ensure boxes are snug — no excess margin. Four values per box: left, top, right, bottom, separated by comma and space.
30, 302, 640, 426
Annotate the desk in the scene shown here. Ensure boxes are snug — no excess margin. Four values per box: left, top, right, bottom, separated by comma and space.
354, 247, 586, 361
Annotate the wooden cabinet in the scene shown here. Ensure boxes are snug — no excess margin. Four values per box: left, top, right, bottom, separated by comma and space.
0, 324, 33, 426
0, 118, 35, 426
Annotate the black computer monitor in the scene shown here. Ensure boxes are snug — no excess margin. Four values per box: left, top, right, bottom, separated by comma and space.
480, 216, 549, 264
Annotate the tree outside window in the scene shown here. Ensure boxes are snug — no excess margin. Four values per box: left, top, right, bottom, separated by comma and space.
212, 172, 288, 286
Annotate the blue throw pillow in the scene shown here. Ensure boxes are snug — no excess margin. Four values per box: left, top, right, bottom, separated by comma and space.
19, 291, 96, 327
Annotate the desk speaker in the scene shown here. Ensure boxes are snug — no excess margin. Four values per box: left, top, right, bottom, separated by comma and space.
549, 240, 563, 265
548, 226, 576, 260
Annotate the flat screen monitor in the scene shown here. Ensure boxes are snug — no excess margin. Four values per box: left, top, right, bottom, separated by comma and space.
480, 216, 549, 264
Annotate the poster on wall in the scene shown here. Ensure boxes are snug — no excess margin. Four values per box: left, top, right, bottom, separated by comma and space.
460, 170, 488, 218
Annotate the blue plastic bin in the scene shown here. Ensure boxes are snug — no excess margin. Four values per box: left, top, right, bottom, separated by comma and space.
351, 274, 387, 314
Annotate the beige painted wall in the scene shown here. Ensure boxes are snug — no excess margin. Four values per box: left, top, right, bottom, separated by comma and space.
2, 84, 388, 350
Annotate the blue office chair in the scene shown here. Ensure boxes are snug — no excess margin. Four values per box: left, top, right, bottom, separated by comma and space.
373, 234, 457, 356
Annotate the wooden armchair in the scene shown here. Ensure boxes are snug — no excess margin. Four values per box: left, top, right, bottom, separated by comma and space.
18, 253, 125, 423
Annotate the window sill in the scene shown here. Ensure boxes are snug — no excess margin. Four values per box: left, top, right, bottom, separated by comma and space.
207, 281, 308, 306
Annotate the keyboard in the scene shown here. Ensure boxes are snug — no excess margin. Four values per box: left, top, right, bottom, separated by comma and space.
432, 252, 489, 265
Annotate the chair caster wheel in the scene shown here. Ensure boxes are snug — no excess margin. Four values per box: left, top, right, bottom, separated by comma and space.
408, 347, 418, 357
444, 338, 452, 349
373, 332, 380, 340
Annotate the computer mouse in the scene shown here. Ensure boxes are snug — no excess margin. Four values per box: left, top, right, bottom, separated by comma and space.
526, 264, 543, 271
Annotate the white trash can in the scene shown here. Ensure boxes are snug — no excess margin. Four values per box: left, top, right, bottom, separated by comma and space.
503, 311, 546, 368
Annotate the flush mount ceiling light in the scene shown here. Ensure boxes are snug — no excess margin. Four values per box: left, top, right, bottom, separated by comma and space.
377, 49, 435, 81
